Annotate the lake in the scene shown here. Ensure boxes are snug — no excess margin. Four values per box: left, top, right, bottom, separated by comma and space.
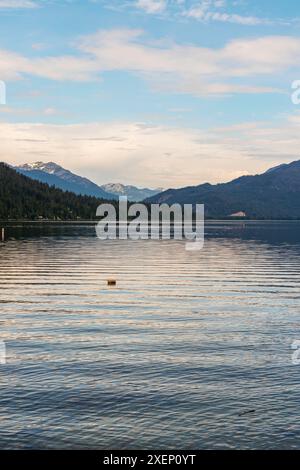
0, 221, 300, 449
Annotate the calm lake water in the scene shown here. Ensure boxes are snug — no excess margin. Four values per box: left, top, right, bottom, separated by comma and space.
0, 221, 300, 449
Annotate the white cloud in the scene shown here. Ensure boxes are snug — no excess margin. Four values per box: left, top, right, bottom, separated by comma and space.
0, 0, 37, 8
0, 29, 299, 96
1, 115, 300, 187
0, 48, 100, 81
135, 0, 167, 14
78, 29, 300, 94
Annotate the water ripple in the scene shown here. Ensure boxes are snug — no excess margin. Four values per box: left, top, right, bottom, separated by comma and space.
0, 221, 300, 449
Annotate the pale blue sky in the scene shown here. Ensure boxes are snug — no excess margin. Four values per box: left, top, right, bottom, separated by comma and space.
0, 0, 300, 187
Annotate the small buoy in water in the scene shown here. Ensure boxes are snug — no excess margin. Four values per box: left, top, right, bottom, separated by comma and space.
107, 279, 116, 286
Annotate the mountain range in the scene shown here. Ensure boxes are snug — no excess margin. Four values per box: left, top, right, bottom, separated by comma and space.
15, 162, 162, 202
3, 159, 300, 220
146, 160, 300, 219
0, 163, 112, 220
101, 182, 163, 201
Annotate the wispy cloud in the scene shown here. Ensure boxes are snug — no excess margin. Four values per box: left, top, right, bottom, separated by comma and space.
100, 0, 291, 27
77, 29, 298, 95
0, 105, 63, 117
0, 28, 298, 96
183, 0, 271, 25
135, 0, 167, 14
0, 0, 38, 8
186, 11, 270, 26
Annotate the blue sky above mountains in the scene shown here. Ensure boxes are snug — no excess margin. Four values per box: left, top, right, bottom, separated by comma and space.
0, 0, 300, 187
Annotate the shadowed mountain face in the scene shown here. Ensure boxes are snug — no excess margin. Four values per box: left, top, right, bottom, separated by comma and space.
15, 162, 116, 200
145, 160, 300, 219
15, 162, 161, 202
0, 163, 113, 220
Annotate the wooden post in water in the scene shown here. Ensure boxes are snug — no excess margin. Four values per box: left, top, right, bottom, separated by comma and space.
1, 228, 5, 242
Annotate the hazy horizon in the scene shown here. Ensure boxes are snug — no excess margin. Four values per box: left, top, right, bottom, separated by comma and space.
8, 157, 300, 190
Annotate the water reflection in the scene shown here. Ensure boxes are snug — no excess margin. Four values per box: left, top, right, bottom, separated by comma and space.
0, 222, 300, 449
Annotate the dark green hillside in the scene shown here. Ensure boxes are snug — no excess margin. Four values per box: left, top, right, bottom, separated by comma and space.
0, 163, 113, 220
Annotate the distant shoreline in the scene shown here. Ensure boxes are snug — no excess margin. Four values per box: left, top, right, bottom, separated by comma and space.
1, 219, 300, 224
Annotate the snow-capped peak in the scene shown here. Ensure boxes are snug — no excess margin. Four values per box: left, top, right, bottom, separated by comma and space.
16, 161, 163, 201
18, 161, 64, 174
17, 161, 81, 181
